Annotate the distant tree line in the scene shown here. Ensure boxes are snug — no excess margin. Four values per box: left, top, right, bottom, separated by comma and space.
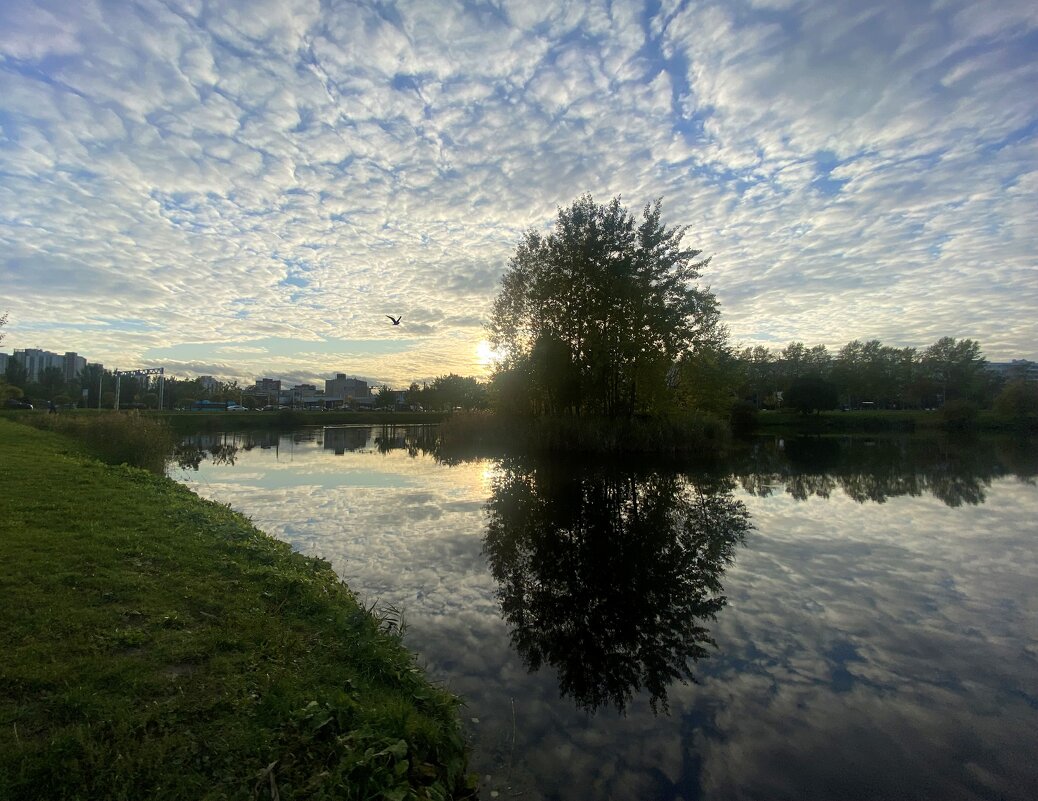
398, 374, 489, 412
733, 336, 1007, 413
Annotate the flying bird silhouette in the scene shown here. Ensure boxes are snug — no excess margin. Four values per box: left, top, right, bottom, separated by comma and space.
387, 315, 401, 325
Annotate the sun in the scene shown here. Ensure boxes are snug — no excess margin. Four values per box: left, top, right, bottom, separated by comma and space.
475, 339, 504, 369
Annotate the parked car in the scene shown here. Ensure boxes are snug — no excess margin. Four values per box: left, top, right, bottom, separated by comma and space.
226, 404, 248, 411
4, 398, 33, 409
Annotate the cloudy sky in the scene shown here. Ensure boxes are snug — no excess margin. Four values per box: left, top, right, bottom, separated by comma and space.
1, 0, 1035, 386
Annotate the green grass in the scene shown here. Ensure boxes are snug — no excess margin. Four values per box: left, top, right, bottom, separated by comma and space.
0, 419, 472, 800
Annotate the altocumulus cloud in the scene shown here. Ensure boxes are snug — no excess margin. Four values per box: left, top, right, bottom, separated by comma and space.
1, 0, 1036, 385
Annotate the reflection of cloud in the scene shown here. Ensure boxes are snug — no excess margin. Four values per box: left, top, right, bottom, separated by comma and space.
690, 486, 1038, 800
1, 0, 1036, 387
174, 432, 1038, 800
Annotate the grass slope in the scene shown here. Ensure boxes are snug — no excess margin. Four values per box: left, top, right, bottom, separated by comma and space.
0, 419, 471, 801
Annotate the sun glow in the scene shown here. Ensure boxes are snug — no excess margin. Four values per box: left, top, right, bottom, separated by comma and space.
475, 339, 505, 369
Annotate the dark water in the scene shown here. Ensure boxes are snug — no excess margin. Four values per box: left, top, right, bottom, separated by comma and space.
170, 427, 1038, 801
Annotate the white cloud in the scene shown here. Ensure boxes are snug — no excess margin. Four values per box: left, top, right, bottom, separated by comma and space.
0, 0, 1035, 384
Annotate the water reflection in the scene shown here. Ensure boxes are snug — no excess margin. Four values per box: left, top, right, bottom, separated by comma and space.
167, 427, 1038, 800
484, 459, 751, 713
734, 434, 1037, 507
172, 424, 440, 468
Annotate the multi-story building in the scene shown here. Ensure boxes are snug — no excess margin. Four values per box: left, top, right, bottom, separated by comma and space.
287, 383, 326, 409
10, 348, 87, 382
198, 375, 219, 393
62, 352, 87, 381
255, 377, 281, 394
0, 352, 8, 374
325, 374, 371, 407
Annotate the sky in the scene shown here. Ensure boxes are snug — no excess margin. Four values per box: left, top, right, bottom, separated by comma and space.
1, 0, 1036, 388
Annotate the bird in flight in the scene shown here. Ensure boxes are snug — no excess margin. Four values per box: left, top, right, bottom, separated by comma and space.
387, 315, 402, 325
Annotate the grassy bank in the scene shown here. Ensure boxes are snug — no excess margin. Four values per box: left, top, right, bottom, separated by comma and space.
0, 419, 472, 800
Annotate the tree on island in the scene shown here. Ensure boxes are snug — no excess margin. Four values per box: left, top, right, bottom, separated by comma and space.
488, 194, 724, 418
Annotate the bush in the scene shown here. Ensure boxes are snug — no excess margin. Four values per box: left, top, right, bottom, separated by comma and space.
993, 380, 1038, 425
25, 412, 175, 473
938, 399, 979, 431
729, 400, 758, 433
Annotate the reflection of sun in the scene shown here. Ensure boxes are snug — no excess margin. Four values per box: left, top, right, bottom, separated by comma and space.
480, 464, 501, 490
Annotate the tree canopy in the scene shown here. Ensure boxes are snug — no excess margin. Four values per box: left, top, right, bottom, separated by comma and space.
488, 195, 723, 417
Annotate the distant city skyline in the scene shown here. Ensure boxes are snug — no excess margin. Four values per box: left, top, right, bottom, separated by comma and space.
4, 340, 1035, 396
2, 0, 1036, 385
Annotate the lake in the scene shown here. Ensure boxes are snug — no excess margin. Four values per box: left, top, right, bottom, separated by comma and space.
170, 426, 1038, 801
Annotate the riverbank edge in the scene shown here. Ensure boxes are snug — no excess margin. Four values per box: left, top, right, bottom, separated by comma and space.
0, 419, 473, 800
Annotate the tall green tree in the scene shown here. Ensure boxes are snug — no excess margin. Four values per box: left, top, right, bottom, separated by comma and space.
672, 343, 742, 417
920, 337, 986, 405
424, 374, 488, 412
375, 385, 396, 409
780, 341, 809, 388
488, 195, 723, 417
5, 357, 28, 390
78, 363, 106, 409
738, 345, 777, 408
38, 366, 67, 400
785, 375, 839, 415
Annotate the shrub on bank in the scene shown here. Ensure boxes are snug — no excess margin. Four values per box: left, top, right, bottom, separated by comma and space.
993, 380, 1038, 428
728, 400, 759, 434
938, 400, 980, 431
23, 411, 175, 473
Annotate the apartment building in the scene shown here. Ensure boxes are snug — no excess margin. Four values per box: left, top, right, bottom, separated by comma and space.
9, 348, 87, 382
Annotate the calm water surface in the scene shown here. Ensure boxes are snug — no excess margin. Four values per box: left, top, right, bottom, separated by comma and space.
170, 427, 1038, 801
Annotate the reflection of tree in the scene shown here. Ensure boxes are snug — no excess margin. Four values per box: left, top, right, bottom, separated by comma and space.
171, 440, 240, 470
735, 435, 1027, 507
171, 426, 443, 468
373, 425, 439, 457
484, 460, 751, 713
